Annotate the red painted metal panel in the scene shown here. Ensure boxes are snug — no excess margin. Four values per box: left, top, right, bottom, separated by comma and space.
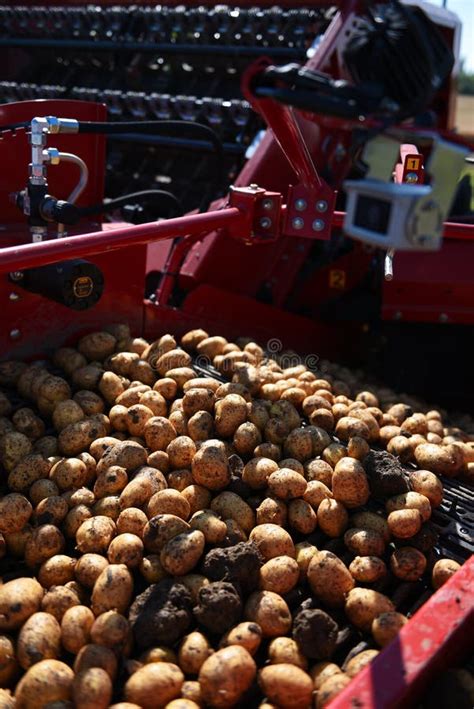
329, 556, 474, 709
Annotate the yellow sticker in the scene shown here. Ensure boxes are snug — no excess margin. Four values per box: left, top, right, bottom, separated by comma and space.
329, 269, 346, 289
406, 157, 420, 171
73, 276, 93, 298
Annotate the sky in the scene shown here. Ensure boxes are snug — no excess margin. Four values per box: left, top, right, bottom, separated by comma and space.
439, 0, 474, 71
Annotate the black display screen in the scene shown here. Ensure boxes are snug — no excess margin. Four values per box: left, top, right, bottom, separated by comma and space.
354, 195, 392, 235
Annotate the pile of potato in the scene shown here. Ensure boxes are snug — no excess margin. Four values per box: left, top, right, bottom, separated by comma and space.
0, 325, 471, 709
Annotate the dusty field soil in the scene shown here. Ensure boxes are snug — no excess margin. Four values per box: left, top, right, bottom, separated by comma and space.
456, 94, 474, 136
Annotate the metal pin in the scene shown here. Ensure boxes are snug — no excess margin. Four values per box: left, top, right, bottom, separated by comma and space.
384, 249, 394, 281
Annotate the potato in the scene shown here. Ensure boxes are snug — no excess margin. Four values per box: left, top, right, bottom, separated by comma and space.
344, 528, 385, 557
414, 443, 463, 477
37, 375, 71, 416
268, 637, 307, 670
91, 564, 133, 616
143, 514, 190, 553
38, 555, 76, 588
0, 493, 32, 534
125, 662, 184, 709
409, 470, 444, 508
14, 659, 74, 709
138, 554, 166, 584
29, 478, 59, 506
147, 450, 170, 473
432, 558, 461, 589
140, 646, 177, 665
332, 457, 369, 508
107, 533, 144, 569
198, 646, 256, 708
390, 547, 427, 581
166, 368, 196, 388
387, 509, 422, 539
191, 440, 230, 490
243, 457, 279, 489
48, 458, 87, 491
189, 510, 226, 544
0, 635, 17, 686
210, 491, 255, 535
73, 667, 113, 709
181, 388, 214, 418
0, 359, 27, 386
219, 622, 262, 656
244, 591, 291, 637
249, 524, 295, 561
0, 431, 33, 472
116, 386, 150, 408
304, 459, 333, 487
259, 664, 313, 709
197, 336, 227, 359
303, 480, 332, 509
93, 467, 128, 500
288, 499, 317, 534
310, 662, 343, 690
119, 478, 153, 511
79, 332, 116, 361
386, 491, 432, 523
267, 468, 307, 500
63, 505, 92, 538
12, 408, 45, 440
117, 508, 147, 538
178, 632, 212, 675
347, 436, 370, 460
321, 442, 347, 467
259, 556, 299, 595
41, 585, 80, 621
256, 497, 287, 526
4, 524, 33, 558
147, 490, 190, 520
349, 556, 387, 583
233, 422, 262, 456
24, 524, 65, 567
372, 611, 408, 647
90, 610, 130, 652
316, 674, 351, 708
351, 510, 391, 543
336, 416, 370, 441
76, 516, 116, 554
74, 644, 117, 680
61, 606, 95, 654
345, 649, 379, 677
181, 329, 209, 351
59, 419, 106, 457
317, 498, 348, 537
254, 442, 281, 461
307, 551, 354, 607
214, 394, 247, 438
17, 612, 61, 669
160, 530, 205, 576
345, 588, 394, 631
145, 417, 177, 452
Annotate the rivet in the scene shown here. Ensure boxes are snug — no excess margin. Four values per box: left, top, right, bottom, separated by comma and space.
394, 311, 402, 320
259, 217, 272, 229
292, 217, 304, 230
294, 199, 307, 211
312, 219, 325, 232
262, 199, 274, 211
316, 200, 328, 212
9, 292, 20, 301
439, 313, 448, 323
10, 329, 21, 340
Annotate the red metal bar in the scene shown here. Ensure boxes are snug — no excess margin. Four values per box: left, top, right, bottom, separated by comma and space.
329, 556, 474, 709
0, 208, 245, 274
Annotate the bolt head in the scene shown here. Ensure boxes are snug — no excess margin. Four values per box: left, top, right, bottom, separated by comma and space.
259, 217, 272, 229
9, 329, 21, 340
295, 199, 307, 212
9, 292, 20, 301
262, 199, 274, 211
292, 217, 304, 230
312, 219, 325, 232
316, 200, 328, 213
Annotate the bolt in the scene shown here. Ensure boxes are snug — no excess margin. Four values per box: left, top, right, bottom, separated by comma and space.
9, 271, 23, 281
294, 199, 307, 211
249, 183, 259, 191
292, 217, 304, 230
316, 200, 328, 213
312, 219, 325, 232
259, 217, 272, 229
9, 292, 20, 301
439, 313, 449, 323
10, 329, 21, 340
394, 311, 402, 320
262, 199, 274, 211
